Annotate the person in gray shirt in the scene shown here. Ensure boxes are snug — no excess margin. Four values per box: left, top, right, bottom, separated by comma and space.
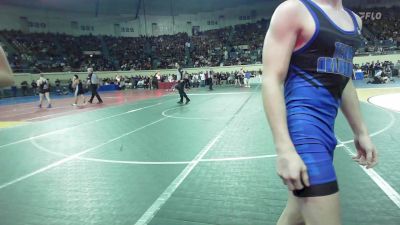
87, 68, 103, 104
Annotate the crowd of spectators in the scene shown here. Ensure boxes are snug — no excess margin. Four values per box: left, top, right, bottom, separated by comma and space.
0, 19, 269, 73
0, 31, 116, 72
353, 60, 400, 83
356, 6, 400, 54
6, 68, 262, 97
0, 7, 399, 73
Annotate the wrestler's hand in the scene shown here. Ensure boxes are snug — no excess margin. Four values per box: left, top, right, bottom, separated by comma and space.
276, 150, 310, 191
353, 135, 378, 169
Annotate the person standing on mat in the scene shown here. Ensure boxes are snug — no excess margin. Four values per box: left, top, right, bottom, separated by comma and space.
262, 0, 378, 225
37, 74, 51, 108
176, 80, 190, 104
208, 71, 214, 91
87, 68, 103, 104
72, 74, 86, 106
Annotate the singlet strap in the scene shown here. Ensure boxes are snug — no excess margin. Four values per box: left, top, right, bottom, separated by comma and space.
293, 0, 320, 55
303, 0, 357, 34
345, 8, 360, 31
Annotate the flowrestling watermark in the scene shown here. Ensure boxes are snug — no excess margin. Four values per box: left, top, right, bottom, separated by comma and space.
358, 11, 383, 21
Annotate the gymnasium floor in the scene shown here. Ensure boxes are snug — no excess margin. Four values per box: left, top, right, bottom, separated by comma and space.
0, 81, 399, 225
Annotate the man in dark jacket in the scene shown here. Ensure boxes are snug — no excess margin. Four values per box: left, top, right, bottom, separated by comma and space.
31, 80, 38, 95
176, 80, 190, 104
20, 80, 28, 96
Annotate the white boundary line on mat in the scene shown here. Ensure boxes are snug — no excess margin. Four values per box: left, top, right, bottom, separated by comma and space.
0, 103, 162, 150
337, 139, 400, 209
134, 129, 225, 225
0, 117, 167, 190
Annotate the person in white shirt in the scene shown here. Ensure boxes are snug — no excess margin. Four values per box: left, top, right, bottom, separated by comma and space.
200, 72, 206, 87
193, 74, 199, 88
244, 71, 252, 88
236, 68, 244, 87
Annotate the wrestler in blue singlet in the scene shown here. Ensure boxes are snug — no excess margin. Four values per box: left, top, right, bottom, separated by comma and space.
285, 0, 363, 197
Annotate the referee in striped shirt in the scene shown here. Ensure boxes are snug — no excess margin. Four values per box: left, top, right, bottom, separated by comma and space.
87, 68, 103, 104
